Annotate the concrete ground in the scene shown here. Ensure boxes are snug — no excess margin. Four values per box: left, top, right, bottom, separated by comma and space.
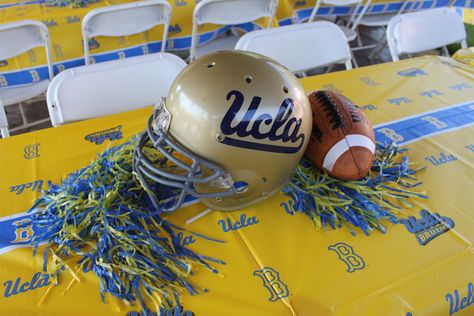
1, 25, 429, 137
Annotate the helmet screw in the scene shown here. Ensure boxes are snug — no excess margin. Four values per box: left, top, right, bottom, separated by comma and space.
214, 197, 222, 203
262, 191, 268, 197
216, 133, 226, 142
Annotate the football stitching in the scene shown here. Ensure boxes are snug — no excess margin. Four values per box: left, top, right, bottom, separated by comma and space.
314, 91, 345, 130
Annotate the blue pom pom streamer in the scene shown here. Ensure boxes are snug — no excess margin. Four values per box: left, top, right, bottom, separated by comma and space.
282, 142, 428, 236
28, 138, 221, 314
45, 0, 98, 7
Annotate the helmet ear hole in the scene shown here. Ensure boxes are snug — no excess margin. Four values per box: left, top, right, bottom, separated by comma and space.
234, 181, 249, 193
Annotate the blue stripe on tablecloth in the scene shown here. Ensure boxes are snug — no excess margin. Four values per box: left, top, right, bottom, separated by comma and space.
374, 101, 474, 146
0, 101, 473, 253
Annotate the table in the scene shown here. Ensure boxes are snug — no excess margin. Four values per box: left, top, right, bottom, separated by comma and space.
0, 55, 473, 315
0, 0, 448, 87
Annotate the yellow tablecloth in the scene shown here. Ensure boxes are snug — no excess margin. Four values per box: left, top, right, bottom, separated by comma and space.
0, 0, 437, 87
1, 55, 474, 315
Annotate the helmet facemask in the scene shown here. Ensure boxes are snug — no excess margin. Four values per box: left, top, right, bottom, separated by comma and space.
133, 100, 238, 212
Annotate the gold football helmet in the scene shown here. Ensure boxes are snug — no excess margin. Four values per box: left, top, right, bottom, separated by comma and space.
134, 50, 312, 212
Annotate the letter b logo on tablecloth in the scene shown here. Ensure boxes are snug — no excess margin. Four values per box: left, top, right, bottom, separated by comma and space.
253, 267, 289, 302
328, 242, 365, 273
23, 144, 40, 159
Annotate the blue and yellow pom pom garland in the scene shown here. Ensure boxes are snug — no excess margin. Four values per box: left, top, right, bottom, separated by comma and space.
283, 143, 427, 236
46, 0, 97, 7
28, 135, 425, 314
29, 139, 223, 314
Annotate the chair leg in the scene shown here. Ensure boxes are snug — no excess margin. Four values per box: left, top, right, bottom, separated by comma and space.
350, 49, 359, 68
326, 64, 334, 73
19, 102, 28, 127
1, 127, 9, 138
368, 27, 389, 61
9, 117, 50, 133
442, 46, 450, 57
369, 40, 389, 60
355, 27, 363, 48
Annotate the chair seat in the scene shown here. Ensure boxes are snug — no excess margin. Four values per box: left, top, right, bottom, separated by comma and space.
357, 13, 396, 27
0, 80, 50, 106
194, 35, 241, 59
339, 25, 357, 42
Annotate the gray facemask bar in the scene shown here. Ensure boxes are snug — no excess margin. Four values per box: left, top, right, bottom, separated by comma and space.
133, 115, 238, 212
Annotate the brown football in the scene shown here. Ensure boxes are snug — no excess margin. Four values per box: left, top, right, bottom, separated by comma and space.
306, 90, 375, 180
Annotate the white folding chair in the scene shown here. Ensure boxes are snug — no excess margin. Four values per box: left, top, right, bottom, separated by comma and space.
0, 99, 9, 138
354, 0, 412, 59
0, 20, 54, 131
236, 21, 352, 73
308, 0, 369, 41
46, 53, 186, 126
387, 7, 467, 62
189, 0, 278, 61
308, 0, 371, 67
82, 0, 171, 65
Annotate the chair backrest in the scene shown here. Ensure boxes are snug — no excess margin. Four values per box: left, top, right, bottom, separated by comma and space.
309, 0, 371, 32
0, 20, 54, 80
387, 7, 467, 61
190, 0, 278, 61
0, 98, 9, 138
46, 53, 186, 126
82, 0, 171, 64
235, 21, 352, 72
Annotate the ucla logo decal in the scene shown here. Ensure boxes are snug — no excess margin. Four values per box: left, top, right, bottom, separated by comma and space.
328, 242, 365, 273
359, 104, 377, 111
446, 282, 474, 315
10, 180, 44, 195
126, 306, 194, 316
398, 209, 454, 246
168, 23, 182, 35
218, 213, 259, 233
280, 199, 296, 215
12, 219, 34, 243
24, 143, 40, 159
85, 126, 123, 145
253, 267, 289, 302
220, 90, 305, 154
450, 83, 472, 91
66, 15, 80, 23
387, 97, 412, 105
41, 19, 58, 27
425, 152, 457, 167
3, 272, 51, 298
397, 68, 427, 77
420, 89, 443, 98
177, 232, 196, 246
359, 76, 380, 86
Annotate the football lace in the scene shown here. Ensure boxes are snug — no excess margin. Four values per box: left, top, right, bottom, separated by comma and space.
314, 91, 345, 129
